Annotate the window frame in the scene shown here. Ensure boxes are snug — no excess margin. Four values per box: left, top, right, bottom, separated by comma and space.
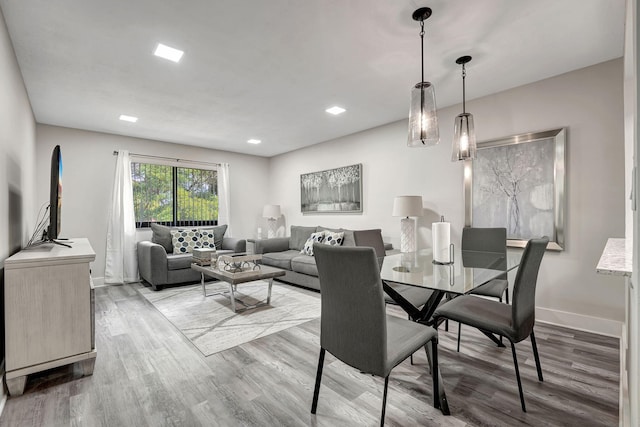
131, 160, 219, 229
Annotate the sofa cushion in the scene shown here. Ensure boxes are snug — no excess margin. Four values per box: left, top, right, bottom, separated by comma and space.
171, 229, 201, 254
318, 226, 355, 247
167, 253, 194, 270
291, 255, 318, 277
301, 231, 326, 256
262, 250, 300, 270
151, 223, 173, 253
290, 226, 317, 251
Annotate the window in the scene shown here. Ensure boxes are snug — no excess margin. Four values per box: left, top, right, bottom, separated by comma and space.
131, 162, 218, 228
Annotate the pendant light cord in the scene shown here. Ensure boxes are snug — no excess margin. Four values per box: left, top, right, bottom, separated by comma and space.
420, 20, 425, 84
462, 63, 466, 114
419, 19, 425, 143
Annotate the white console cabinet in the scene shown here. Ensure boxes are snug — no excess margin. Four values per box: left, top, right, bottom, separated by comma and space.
4, 238, 96, 396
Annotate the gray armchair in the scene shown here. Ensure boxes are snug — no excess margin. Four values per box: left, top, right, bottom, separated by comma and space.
137, 224, 246, 291
434, 236, 549, 412
311, 244, 440, 425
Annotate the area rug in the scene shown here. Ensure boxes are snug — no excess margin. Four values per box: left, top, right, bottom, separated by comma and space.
136, 281, 320, 356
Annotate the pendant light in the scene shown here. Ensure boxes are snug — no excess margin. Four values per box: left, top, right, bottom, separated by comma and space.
451, 55, 477, 161
407, 7, 439, 147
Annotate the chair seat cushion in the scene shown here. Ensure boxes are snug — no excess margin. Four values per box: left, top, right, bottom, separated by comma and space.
385, 315, 437, 374
262, 250, 300, 270
434, 295, 516, 340
291, 255, 318, 277
469, 279, 509, 299
166, 254, 194, 271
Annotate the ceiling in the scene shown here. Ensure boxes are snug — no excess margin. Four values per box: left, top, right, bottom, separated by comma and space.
0, 0, 626, 157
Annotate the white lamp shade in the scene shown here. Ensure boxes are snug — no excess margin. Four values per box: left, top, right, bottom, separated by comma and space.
262, 204, 281, 219
407, 82, 440, 147
451, 112, 477, 161
392, 196, 423, 217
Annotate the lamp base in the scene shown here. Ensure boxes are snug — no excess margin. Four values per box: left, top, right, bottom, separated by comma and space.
267, 219, 277, 239
400, 217, 416, 253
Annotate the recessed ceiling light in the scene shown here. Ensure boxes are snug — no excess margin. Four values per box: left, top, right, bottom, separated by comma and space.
247, 139, 262, 144
119, 114, 138, 123
154, 43, 184, 63
326, 106, 346, 115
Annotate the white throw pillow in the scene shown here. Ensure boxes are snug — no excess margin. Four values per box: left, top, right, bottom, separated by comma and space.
301, 231, 326, 256
171, 229, 201, 254
321, 231, 345, 246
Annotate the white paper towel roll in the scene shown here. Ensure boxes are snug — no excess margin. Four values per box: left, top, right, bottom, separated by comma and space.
432, 221, 451, 263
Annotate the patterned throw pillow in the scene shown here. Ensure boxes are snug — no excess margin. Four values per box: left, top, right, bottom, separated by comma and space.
171, 229, 201, 254
300, 231, 326, 256
199, 229, 217, 249
322, 231, 345, 246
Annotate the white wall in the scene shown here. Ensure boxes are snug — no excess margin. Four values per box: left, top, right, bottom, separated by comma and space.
269, 59, 626, 330
35, 124, 271, 284
0, 5, 36, 415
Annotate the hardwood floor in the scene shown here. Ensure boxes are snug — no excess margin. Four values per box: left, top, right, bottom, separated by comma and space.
0, 284, 619, 426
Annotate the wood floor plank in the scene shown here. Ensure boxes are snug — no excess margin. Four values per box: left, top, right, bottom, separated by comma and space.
0, 284, 620, 426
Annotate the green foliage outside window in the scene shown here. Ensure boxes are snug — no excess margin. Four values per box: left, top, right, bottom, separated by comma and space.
131, 162, 218, 226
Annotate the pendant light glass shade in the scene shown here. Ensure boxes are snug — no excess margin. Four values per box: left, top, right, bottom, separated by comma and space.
451, 112, 476, 160
408, 81, 439, 147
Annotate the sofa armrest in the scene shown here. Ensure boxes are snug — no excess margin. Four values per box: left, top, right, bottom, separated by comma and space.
221, 237, 246, 253
137, 241, 169, 288
254, 237, 290, 254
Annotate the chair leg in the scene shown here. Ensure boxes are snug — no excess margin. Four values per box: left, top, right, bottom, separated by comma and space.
506, 290, 509, 305
311, 348, 326, 414
423, 344, 432, 374
380, 376, 389, 426
509, 340, 527, 412
531, 330, 544, 382
408, 314, 414, 365
456, 322, 461, 352
431, 338, 440, 410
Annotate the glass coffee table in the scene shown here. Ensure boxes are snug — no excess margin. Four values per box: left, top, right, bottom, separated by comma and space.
191, 262, 285, 312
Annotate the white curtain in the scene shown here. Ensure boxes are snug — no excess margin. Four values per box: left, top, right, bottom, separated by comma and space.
105, 150, 138, 284
218, 162, 231, 236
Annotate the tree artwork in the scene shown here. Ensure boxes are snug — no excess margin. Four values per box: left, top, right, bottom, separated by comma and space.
472, 138, 555, 240
300, 164, 362, 213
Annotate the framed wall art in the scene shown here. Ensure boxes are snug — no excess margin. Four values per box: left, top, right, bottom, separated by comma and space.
464, 128, 566, 250
301, 163, 362, 214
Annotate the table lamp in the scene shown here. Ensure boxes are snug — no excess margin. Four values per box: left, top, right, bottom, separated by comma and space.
392, 196, 423, 252
262, 204, 281, 238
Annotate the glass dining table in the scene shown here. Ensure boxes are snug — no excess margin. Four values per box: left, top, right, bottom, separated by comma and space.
380, 247, 523, 415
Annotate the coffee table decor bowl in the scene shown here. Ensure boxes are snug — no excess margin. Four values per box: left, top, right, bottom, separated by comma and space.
218, 253, 262, 273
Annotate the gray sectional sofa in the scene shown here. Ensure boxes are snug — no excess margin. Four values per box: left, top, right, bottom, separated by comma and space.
137, 223, 246, 290
253, 225, 390, 291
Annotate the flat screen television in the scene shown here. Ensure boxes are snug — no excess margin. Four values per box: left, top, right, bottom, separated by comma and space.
46, 145, 63, 241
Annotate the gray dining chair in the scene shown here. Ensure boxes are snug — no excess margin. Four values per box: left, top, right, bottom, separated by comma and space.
311, 244, 440, 425
353, 229, 434, 316
433, 236, 549, 412
353, 229, 435, 365
457, 227, 509, 351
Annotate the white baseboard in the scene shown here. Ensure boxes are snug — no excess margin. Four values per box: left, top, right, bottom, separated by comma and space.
92, 277, 106, 287
537, 306, 623, 338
